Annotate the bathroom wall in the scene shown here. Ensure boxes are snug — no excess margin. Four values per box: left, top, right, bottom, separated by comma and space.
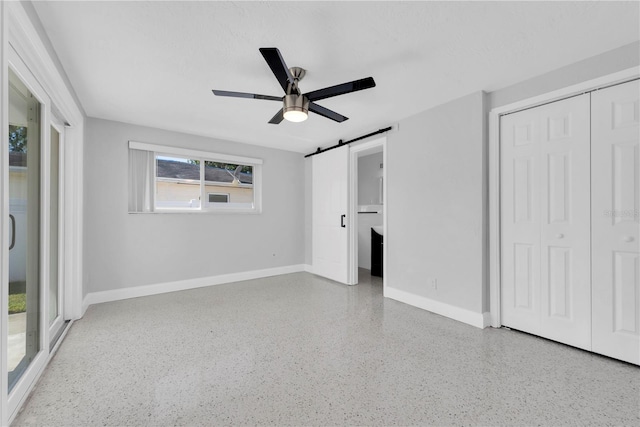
358, 152, 383, 205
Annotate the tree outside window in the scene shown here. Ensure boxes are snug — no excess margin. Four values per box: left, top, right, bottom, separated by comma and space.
9, 125, 27, 153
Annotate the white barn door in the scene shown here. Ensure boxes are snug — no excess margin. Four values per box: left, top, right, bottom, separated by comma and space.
312, 145, 350, 284
501, 94, 591, 350
591, 80, 640, 365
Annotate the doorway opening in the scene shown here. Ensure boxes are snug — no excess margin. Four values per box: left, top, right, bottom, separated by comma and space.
349, 137, 387, 289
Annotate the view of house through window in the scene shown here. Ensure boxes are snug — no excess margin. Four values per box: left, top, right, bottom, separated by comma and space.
208, 193, 230, 203
155, 155, 200, 209
155, 154, 254, 210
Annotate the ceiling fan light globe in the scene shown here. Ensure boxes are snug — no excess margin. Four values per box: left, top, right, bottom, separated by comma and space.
284, 109, 308, 122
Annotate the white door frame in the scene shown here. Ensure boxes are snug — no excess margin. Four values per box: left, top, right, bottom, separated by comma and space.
2, 2, 84, 425
348, 136, 387, 290
488, 67, 640, 328
48, 118, 65, 344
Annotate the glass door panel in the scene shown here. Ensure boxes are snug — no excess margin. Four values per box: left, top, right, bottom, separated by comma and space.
7, 69, 42, 393
48, 125, 64, 345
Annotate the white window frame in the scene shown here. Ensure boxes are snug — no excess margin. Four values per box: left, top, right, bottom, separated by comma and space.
129, 141, 262, 214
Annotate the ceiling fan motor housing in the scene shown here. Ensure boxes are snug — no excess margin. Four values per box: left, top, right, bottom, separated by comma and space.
283, 94, 309, 122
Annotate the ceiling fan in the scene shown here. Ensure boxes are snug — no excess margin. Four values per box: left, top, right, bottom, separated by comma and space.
212, 48, 376, 124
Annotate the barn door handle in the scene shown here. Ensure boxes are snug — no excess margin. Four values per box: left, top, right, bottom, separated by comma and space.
341, 214, 346, 228
555, 233, 564, 239
9, 214, 16, 250
622, 236, 634, 243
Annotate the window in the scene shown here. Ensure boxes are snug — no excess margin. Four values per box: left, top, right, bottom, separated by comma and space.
155, 155, 201, 209
208, 193, 230, 203
129, 141, 262, 213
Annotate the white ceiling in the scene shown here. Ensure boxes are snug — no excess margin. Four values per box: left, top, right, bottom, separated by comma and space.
33, 1, 639, 153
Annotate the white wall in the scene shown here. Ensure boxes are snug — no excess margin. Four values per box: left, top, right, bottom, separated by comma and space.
386, 91, 487, 314
83, 118, 305, 295
358, 152, 383, 205
489, 41, 639, 109
304, 43, 640, 326
381, 43, 639, 322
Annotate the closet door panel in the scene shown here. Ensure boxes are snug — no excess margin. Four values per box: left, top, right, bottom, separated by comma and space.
501, 108, 541, 333
592, 79, 640, 365
539, 94, 591, 350
501, 94, 591, 349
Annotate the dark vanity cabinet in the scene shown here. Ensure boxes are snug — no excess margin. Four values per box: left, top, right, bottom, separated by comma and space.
371, 228, 383, 277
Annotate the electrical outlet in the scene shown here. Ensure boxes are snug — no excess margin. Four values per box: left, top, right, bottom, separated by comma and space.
428, 278, 437, 290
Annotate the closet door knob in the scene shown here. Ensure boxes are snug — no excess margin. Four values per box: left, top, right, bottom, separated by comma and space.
622, 236, 634, 243
555, 233, 564, 239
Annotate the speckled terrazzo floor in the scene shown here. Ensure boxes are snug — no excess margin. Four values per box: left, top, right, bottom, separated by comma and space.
12, 270, 640, 426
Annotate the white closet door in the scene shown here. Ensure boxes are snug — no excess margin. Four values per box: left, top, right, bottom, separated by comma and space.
502, 94, 591, 349
312, 145, 350, 284
539, 95, 591, 349
501, 106, 541, 333
591, 80, 640, 365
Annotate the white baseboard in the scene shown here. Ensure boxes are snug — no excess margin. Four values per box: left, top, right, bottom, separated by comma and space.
384, 287, 488, 329
482, 311, 493, 328
303, 264, 313, 273
81, 264, 306, 316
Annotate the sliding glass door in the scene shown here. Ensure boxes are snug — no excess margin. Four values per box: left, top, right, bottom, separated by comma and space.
7, 68, 42, 393
4, 48, 66, 419
2, 5, 83, 424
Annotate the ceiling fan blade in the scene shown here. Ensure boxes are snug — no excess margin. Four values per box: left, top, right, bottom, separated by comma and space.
309, 102, 349, 123
259, 48, 297, 94
212, 90, 282, 101
305, 77, 376, 102
268, 109, 284, 124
